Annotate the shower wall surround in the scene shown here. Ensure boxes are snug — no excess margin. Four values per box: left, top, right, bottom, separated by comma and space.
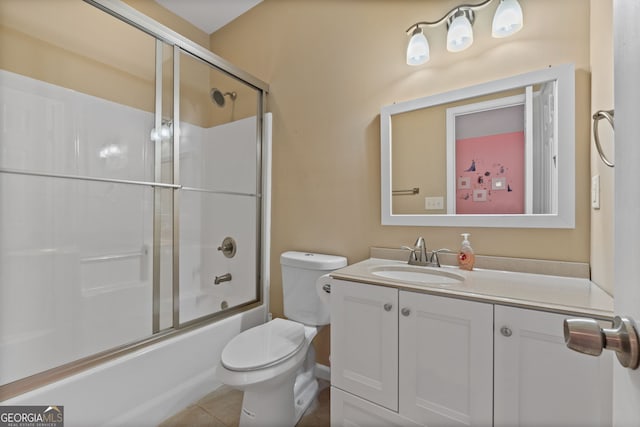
179, 117, 259, 324
0, 69, 259, 386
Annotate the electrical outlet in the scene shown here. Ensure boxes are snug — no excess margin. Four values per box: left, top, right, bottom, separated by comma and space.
591, 175, 600, 209
425, 196, 444, 210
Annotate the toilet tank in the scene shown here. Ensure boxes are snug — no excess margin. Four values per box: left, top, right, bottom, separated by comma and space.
280, 251, 347, 326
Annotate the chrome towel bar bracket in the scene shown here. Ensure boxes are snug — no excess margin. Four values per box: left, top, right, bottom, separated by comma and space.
392, 187, 420, 196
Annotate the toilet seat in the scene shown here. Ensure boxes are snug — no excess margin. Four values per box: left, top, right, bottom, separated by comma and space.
221, 318, 306, 372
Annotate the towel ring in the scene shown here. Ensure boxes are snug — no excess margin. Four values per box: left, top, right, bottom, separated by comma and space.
593, 109, 614, 168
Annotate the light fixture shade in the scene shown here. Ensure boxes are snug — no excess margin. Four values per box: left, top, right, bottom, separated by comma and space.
447, 13, 474, 52
406, 28, 430, 66
492, 0, 523, 38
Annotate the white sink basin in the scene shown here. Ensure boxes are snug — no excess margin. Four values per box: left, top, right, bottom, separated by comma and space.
370, 265, 464, 285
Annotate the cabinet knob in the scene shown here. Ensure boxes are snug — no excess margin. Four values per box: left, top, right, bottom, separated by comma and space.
384, 303, 393, 312
500, 326, 512, 337
401, 307, 411, 317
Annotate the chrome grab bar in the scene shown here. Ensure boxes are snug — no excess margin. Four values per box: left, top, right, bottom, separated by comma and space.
81, 245, 149, 281
593, 109, 614, 168
81, 246, 149, 263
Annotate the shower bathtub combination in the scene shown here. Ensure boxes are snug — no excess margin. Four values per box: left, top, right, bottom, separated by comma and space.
0, 1, 272, 425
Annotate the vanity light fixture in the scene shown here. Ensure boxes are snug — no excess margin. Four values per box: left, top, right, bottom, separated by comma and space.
446, 9, 475, 52
405, 0, 524, 65
492, 0, 524, 37
407, 27, 430, 65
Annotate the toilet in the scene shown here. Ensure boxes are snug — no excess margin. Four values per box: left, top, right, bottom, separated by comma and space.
217, 251, 347, 427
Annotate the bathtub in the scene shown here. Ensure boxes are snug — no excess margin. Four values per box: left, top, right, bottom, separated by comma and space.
3, 305, 266, 427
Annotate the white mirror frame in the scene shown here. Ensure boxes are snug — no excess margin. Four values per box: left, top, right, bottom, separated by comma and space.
381, 63, 575, 228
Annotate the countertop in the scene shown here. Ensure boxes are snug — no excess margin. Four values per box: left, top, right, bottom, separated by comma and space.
331, 258, 614, 320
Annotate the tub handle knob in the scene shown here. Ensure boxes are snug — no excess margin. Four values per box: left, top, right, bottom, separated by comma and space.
217, 237, 237, 258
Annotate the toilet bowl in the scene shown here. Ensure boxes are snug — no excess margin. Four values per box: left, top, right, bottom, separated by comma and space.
217, 318, 320, 426
217, 251, 347, 427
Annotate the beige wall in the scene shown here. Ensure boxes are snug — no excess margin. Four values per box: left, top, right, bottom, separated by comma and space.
0, 0, 157, 112
0, 0, 243, 129
589, 0, 614, 295
209, 0, 594, 364
124, 0, 210, 49
392, 103, 449, 214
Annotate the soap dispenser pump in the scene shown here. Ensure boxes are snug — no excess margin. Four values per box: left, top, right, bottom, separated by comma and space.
458, 233, 475, 271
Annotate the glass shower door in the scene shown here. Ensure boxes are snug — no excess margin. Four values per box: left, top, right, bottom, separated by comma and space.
0, 0, 172, 385
0, 0, 267, 397
176, 51, 262, 325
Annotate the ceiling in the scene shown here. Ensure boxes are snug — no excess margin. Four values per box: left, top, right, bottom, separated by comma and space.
155, 0, 262, 34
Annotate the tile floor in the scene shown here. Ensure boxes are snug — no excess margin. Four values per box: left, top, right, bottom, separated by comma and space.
158, 380, 330, 427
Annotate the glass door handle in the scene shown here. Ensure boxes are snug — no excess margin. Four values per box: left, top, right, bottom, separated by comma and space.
564, 316, 640, 370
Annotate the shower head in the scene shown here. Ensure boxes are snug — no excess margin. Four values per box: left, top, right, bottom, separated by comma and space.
210, 88, 237, 107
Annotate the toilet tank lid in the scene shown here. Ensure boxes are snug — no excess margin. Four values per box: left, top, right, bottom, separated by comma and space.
280, 251, 347, 270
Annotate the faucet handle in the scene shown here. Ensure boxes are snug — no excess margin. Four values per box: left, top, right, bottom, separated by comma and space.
401, 246, 418, 262
430, 248, 454, 267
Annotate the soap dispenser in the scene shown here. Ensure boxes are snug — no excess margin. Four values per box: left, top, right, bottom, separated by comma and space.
458, 233, 475, 271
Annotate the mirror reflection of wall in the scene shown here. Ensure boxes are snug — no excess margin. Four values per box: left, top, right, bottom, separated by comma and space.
382, 64, 574, 228
390, 87, 529, 215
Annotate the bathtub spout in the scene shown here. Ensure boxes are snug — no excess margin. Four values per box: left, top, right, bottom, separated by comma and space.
214, 273, 232, 285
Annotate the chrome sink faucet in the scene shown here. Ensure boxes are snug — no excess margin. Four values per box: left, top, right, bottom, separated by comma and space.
402, 237, 429, 266
402, 237, 451, 267
413, 237, 428, 264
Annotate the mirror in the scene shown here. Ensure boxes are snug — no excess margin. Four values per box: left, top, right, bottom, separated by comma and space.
381, 64, 575, 228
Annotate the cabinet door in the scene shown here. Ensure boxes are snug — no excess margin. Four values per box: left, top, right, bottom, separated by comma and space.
494, 305, 613, 427
398, 291, 493, 426
331, 387, 421, 427
330, 279, 398, 411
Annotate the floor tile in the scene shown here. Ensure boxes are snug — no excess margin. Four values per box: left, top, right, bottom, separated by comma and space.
159, 405, 228, 427
159, 380, 329, 427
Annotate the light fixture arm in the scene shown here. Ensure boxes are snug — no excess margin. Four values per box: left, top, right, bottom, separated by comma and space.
405, 0, 493, 33
447, 9, 475, 30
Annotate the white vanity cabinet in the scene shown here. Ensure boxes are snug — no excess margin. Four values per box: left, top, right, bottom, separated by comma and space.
330, 278, 613, 427
398, 290, 493, 426
330, 279, 398, 411
330, 279, 493, 426
494, 305, 612, 427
